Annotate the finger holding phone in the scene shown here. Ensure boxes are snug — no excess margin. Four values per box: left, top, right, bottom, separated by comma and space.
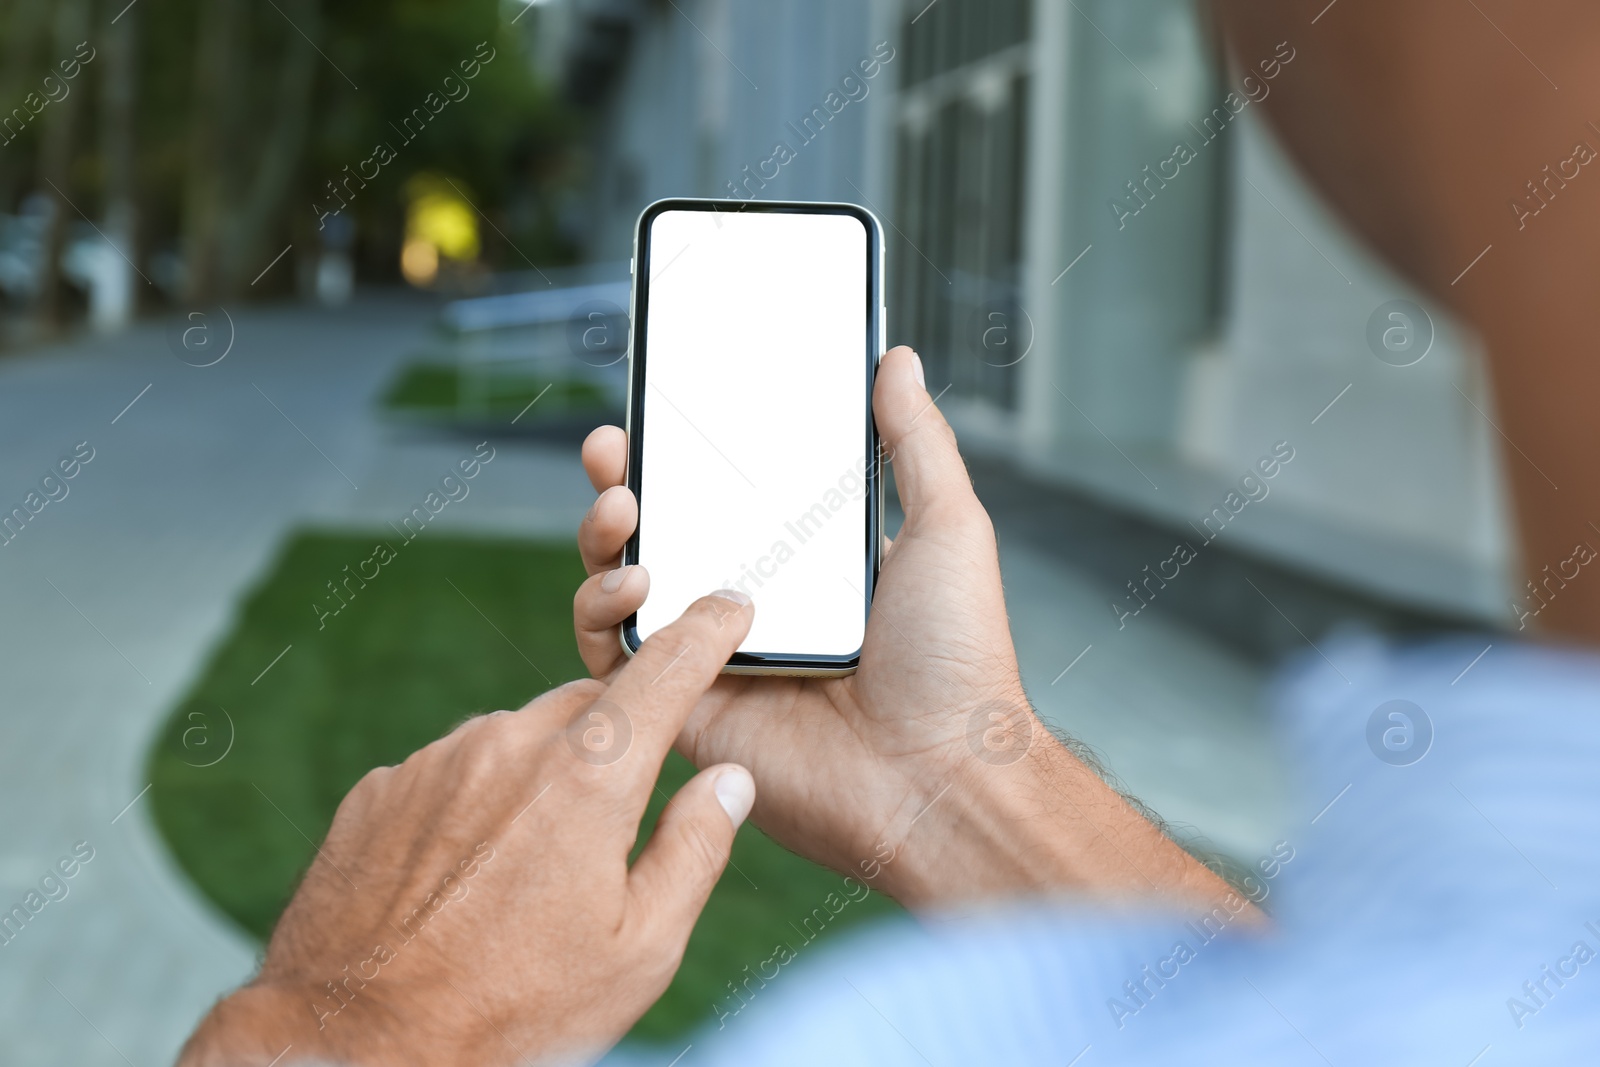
576, 199, 1242, 913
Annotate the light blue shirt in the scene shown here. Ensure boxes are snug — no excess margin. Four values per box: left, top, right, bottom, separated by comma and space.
634, 636, 1600, 1064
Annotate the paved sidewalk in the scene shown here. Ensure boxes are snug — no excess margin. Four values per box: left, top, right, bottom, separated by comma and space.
1004, 539, 1289, 860
0, 294, 1284, 1064
0, 295, 598, 1066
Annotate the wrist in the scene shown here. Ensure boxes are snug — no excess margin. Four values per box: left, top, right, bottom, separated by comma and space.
179, 983, 325, 1067
876, 727, 1079, 907
178, 975, 486, 1067
878, 702, 1229, 910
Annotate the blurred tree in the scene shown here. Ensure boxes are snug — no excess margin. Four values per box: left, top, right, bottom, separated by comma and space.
178, 0, 238, 303
310, 0, 576, 284
0, 0, 51, 212
227, 0, 317, 297
36, 0, 91, 329
98, 0, 139, 327
1, 0, 576, 334
183, 0, 318, 301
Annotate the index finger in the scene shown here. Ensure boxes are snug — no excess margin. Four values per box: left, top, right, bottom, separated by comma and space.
579, 590, 753, 799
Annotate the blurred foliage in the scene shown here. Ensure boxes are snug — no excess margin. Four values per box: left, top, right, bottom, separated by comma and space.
304, 0, 577, 275
381, 361, 614, 419
147, 531, 898, 1041
0, 0, 578, 314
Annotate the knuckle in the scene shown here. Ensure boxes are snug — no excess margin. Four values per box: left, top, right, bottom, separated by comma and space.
453, 732, 505, 791
573, 579, 600, 623
333, 765, 392, 823
445, 708, 499, 739
578, 518, 604, 554
548, 677, 607, 708
354, 764, 393, 795
588, 486, 631, 533
563, 695, 635, 768
958, 500, 998, 547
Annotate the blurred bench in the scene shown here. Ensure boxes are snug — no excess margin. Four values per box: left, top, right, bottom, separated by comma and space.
435, 263, 630, 424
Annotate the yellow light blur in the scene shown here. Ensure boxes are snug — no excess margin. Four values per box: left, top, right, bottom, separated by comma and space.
400, 174, 481, 288
401, 238, 440, 286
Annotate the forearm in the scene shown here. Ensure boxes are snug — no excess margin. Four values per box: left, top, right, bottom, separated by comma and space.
881, 720, 1259, 919
180, 959, 537, 1067
180, 983, 362, 1067
179, 970, 490, 1066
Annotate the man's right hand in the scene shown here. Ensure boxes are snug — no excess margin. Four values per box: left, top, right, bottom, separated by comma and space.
573, 346, 1242, 913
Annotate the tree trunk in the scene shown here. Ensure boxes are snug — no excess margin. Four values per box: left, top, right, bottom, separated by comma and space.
35, 0, 91, 332
181, 0, 244, 304
219, 0, 319, 296
0, 0, 53, 211
97, 0, 139, 328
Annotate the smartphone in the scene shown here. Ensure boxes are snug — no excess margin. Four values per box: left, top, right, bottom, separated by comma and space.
621, 198, 884, 676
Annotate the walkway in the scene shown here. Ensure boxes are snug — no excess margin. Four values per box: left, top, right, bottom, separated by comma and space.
0, 294, 1284, 1064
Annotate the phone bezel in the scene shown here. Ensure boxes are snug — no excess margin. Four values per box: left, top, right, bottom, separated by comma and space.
620, 197, 883, 676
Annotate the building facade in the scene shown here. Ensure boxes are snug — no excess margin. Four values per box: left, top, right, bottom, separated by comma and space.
540, 0, 1514, 627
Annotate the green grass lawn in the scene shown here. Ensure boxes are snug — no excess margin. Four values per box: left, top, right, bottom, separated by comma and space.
380, 362, 614, 421
147, 531, 896, 1042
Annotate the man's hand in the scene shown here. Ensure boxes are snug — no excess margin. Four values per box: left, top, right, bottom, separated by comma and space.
576, 346, 1242, 912
180, 592, 760, 1067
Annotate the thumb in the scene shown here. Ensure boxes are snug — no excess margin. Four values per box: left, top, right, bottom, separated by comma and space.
874, 346, 982, 525
628, 764, 755, 933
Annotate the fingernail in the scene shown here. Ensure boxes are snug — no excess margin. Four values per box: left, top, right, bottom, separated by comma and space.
911, 351, 925, 389
710, 588, 751, 606
583, 498, 599, 524
714, 766, 755, 827
601, 566, 631, 593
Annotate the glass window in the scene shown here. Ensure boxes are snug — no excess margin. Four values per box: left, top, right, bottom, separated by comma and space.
892, 0, 1032, 410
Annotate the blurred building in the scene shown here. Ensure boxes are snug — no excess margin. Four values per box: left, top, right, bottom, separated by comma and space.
533, 0, 1514, 644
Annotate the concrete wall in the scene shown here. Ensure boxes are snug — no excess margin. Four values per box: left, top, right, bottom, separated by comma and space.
1003, 0, 1513, 622
572, 0, 898, 261
553, 0, 1516, 624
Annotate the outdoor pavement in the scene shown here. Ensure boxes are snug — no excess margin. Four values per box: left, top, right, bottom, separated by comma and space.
0, 293, 1285, 1065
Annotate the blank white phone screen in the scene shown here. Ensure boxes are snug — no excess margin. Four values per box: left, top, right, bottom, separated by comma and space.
634, 208, 872, 658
